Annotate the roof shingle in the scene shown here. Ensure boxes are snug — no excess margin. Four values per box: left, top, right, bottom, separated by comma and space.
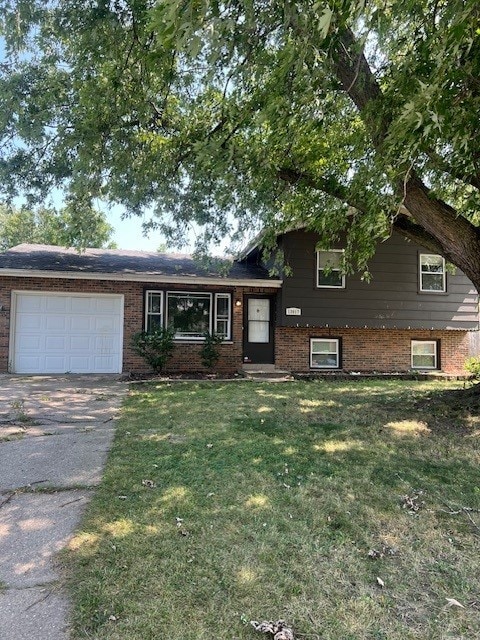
0, 244, 275, 282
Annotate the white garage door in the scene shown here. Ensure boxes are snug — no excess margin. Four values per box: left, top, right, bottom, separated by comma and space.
12, 292, 124, 374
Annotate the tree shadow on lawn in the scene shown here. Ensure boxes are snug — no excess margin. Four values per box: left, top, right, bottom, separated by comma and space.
66, 381, 480, 640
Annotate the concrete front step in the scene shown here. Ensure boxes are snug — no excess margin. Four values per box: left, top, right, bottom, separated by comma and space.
241, 367, 292, 380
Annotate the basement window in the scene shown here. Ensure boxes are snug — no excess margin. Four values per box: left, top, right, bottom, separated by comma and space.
411, 340, 438, 369
310, 338, 341, 369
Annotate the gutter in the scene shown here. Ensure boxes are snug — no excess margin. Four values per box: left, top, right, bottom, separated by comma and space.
0, 268, 283, 289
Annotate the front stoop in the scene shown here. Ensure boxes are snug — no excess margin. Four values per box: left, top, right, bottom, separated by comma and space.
241, 364, 293, 380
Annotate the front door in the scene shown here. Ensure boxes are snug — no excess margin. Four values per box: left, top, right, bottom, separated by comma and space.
243, 296, 275, 364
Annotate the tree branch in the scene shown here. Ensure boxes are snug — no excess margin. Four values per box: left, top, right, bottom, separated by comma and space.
425, 149, 480, 191
277, 165, 445, 252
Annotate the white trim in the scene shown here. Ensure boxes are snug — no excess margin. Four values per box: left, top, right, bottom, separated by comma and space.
9, 290, 124, 374
144, 290, 164, 333
310, 338, 340, 369
316, 249, 346, 289
411, 339, 438, 369
214, 293, 232, 340
0, 268, 282, 288
419, 254, 446, 293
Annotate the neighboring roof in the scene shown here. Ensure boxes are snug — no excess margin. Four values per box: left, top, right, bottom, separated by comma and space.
0, 244, 282, 287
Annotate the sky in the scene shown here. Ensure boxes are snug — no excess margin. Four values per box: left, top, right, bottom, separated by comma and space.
104, 206, 168, 252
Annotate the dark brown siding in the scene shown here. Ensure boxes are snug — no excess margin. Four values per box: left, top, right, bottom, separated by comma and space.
278, 230, 479, 330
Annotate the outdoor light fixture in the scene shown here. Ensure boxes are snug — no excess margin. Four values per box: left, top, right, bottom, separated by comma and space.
235, 299, 242, 307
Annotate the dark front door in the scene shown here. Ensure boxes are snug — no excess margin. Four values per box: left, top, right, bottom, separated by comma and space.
243, 295, 275, 364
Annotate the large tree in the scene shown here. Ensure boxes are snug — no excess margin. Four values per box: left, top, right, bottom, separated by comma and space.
0, 203, 116, 251
0, 1, 479, 287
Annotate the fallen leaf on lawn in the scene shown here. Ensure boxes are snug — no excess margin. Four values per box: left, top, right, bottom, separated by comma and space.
141, 479, 156, 488
368, 544, 397, 560
446, 598, 465, 608
376, 577, 385, 587
250, 619, 295, 639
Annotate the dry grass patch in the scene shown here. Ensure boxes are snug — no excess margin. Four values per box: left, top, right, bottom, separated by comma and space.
64, 380, 480, 639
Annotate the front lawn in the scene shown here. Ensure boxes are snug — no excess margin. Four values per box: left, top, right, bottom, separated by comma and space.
65, 380, 480, 639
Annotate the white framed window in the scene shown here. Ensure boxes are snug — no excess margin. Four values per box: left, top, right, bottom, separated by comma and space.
146, 290, 232, 340
310, 338, 340, 369
145, 291, 163, 333
214, 293, 231, 340
166, 292, 212, 340
419, 254, 446, 292
316, 250, 345, 288
411, 340, 438, 369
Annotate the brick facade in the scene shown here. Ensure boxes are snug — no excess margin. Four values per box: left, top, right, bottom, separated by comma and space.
0, 276, 275, 374
0, 276, 473, 375
275, 326, 471, 374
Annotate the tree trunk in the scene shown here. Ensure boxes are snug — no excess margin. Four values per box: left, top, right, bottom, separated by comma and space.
331, 30, 480, 293
402, 176, 480, 292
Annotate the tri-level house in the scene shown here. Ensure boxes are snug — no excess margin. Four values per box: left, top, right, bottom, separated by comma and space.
0, 229, 478, 375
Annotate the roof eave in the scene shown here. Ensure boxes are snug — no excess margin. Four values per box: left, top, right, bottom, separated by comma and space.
0, 268, 283, 288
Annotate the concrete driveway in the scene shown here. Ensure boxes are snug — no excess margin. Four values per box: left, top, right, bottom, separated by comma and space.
0, 375, 127, 640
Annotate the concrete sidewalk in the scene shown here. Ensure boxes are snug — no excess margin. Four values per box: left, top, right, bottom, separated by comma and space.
0, 375, 127, 640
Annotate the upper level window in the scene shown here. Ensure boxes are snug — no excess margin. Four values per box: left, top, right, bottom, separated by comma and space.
145, 291, 163, 333
419, 254, 446, 292
316, 250, 345, 288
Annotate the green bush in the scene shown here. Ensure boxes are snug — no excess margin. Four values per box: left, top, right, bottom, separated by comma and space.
464, 356, 480, 378
199, 332, 224, 369
131, 327, 175, 373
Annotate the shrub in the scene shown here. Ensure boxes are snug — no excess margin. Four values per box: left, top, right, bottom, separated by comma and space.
200, 332, 224, 369
131, 327, 175, 373
464, 356, 480, 378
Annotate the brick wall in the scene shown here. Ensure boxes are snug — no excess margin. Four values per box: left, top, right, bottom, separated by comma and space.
275, 326, 471, 374
0, 276, 473, 375
0, 276, 275, 374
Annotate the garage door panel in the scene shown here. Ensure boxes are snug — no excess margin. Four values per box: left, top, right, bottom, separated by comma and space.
16, 355, 41, 372
17, 295, 42, 312
46, 296, 68, 312
70, 297, 89, 313
45, 336, 67, 350
69, 355, 92, 371
44, 355, 67, 371
95, 317, 117, 332
70, 316, 93, 331
69, 336, 92, 351
94, 336, 115, 351
93, 356, 116, 370
13, 293, 123, 374
95, 298, 118, 313
20, 335, 42, 350
45, 316, 67, 331
17, 314, 44, 331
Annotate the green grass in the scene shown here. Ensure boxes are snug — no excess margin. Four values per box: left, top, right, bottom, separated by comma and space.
64, 380, 480, 639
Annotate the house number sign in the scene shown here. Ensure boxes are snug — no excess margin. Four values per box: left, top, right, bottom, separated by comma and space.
286, 307, 301, 316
